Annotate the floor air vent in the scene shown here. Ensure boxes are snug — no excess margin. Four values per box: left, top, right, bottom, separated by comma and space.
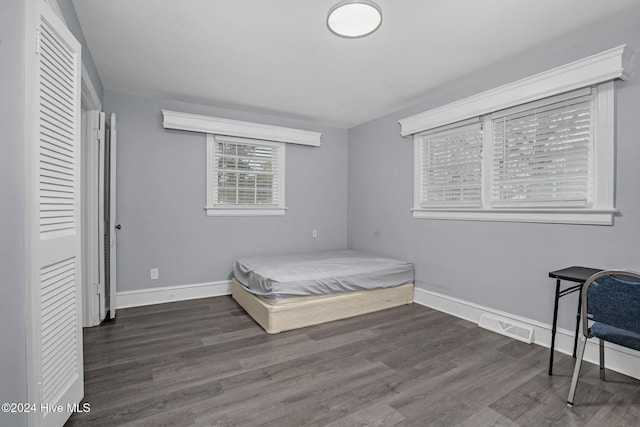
478, 313, 534, 344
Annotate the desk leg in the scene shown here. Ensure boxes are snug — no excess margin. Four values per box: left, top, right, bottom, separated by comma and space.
549, 279, 561, 375
573, 287, 582, 358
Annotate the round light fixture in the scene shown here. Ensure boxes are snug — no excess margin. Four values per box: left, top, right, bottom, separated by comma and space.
327, 0, 382, 38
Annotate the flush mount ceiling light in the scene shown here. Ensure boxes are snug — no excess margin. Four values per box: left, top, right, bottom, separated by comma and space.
327, 0, 382, 38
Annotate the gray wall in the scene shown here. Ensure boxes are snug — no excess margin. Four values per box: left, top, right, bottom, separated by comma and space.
57, 0, 104, 101
347, 22, 640, 330
0, 1, 28, 425
104, 91, 349, 292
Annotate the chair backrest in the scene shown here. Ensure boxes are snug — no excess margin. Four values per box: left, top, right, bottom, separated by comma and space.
585, 271, 640, 335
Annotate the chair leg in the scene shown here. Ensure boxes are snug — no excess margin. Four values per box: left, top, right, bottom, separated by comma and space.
599, 339, 605, 380
567, 335, 587, 406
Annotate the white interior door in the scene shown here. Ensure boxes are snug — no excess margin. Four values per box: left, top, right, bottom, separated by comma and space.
108, 113, 118, 318
29, 1, 84, 425
97, 111, 107, 321
83, 109, 106, 327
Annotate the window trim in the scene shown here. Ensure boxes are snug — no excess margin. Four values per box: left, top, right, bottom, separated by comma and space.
410, 208, 617, 225
402, 44, 630, 226
206, 134, 286, 217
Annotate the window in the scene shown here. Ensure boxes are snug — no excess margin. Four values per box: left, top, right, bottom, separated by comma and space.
411, 85, 613, 224
490, 89, 593, 208
419, 119, 483, 208
206, 135, 286, 216
401, 45, 630, 225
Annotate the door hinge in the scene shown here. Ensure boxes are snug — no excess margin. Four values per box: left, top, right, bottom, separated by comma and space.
93, 283, 101, 296
94, 128, 102, 142
35, 29, 41, 54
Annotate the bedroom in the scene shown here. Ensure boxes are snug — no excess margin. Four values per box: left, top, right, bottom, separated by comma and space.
2, 0, 640, 426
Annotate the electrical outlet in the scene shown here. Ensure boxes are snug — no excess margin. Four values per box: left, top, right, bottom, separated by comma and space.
150, 268, 159, 280
312, 229, 318, 238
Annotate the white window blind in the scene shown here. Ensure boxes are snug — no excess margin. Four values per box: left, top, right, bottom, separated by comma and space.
419, 121, 483, 208
212, 135, 282, 207
491, 88, 593, 208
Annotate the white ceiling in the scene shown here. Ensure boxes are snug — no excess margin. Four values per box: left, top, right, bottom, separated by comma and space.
73, 0, 640, 128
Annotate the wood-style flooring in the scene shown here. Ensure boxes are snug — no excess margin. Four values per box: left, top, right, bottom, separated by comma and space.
66, 296, 640, 426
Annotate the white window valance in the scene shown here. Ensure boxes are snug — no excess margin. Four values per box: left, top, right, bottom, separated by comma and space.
399, 45, 632, 137
162, 110, 322, 147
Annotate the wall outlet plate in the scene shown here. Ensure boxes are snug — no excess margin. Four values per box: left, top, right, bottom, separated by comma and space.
150, 268, 159, 280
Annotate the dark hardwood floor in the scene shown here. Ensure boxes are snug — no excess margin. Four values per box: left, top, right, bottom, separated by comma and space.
66, 296, 640, 426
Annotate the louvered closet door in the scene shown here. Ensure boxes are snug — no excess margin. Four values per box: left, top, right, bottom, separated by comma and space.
33, 2, 83, 426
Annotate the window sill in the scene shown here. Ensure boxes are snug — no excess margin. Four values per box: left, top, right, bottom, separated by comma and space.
206, 207, 287, 217
411, 208, 617, 225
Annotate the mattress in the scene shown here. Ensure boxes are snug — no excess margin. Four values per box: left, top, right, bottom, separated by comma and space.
233, 250, 414, 302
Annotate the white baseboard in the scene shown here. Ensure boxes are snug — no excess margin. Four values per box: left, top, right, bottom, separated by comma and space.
413, 287, 640, 380
116, 280, 232, 309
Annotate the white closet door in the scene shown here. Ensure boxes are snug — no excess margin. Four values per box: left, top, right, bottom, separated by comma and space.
97, 111, 107, 321
108, 113, 118, 319
31, 1, 84, 426
83, 109, 105, 326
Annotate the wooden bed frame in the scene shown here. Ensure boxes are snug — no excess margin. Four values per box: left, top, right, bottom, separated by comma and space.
231, 278, 414, 334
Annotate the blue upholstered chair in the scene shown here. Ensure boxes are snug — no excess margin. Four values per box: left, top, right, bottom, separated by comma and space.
567, 270, 640, 406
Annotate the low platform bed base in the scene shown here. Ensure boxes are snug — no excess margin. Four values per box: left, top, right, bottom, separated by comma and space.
231, 279, 414, 334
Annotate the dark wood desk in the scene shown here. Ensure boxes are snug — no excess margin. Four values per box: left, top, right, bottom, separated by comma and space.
547, 266, 602, 375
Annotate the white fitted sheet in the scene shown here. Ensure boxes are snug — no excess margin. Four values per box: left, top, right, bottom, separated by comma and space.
233, 250, 415, 302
